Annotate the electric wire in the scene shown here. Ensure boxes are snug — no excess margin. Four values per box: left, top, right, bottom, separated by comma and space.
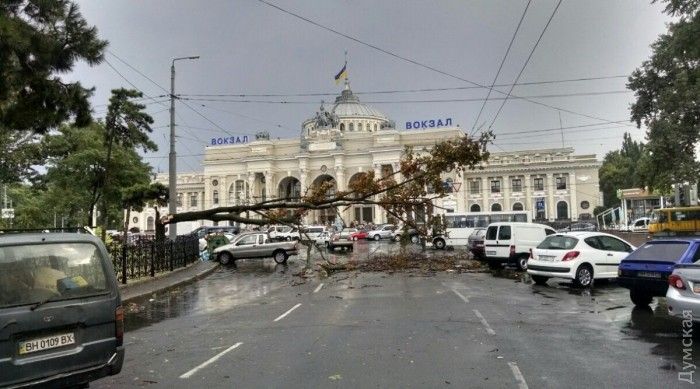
471, 0, 532, 134
486, 0, 564, 132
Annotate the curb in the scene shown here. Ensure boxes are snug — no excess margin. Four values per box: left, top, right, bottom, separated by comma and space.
120, 261, 221, 304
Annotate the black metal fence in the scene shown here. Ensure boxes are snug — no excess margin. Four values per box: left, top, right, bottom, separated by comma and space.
106, 235, 200, 284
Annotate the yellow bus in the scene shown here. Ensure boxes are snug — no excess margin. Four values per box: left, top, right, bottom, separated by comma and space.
649, 206, 700, 234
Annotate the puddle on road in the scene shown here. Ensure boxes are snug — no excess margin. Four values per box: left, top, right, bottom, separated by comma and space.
484, 266, 699, 369
124, 259, 304, 332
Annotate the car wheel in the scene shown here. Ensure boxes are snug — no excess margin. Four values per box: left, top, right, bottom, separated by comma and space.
273, 250, 288, 264
352, 236, 357, 241
410, 235, 419, 244
630, 289, 653, 307
286, 236, 291, 241
573, 264, 593, 288
218, 252, 233, 265
394, 235, 401, 242
434, 238, 446, 250
531, 275, 549, 285
373, 234, 381, 241
516, 255, 528, 271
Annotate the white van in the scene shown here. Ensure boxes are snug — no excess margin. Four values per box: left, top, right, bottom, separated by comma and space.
484, 222, 556, 270
299, 225, 327, 241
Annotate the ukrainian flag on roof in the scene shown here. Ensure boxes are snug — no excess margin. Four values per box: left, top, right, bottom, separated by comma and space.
334, 62, 347, 84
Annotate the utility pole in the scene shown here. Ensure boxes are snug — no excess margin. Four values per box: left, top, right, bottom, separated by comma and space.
168, 56, 199, 240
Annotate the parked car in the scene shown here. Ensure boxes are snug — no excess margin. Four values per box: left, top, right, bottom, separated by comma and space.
314, 231, 332, 246
213, 232, 299, 265
618, 239, 700, 306
394, 227, 421, 243
299, 225, 327, 241
468, 228, 487, 260
527, 232, 636, 287
484, 222, 557, 270
630, 217, 651, 232
666, 264, 700, 322
367, 224, 396, 241
268, 225, 300, 241
328, 228, 355, 251
350, 229, 369, 241
0, 229, 124, 388
190, 225, 239, 239
557, 222, 597, 233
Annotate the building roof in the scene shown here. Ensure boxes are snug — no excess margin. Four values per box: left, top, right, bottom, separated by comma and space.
330, 83, 388, 120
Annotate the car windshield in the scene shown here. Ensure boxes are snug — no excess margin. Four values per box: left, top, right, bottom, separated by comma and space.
537, 235, 578, 250
0, 242, 109, 308
625, 241, 690, 262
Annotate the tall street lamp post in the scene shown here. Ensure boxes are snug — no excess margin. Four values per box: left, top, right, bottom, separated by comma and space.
169, 56, 199, 240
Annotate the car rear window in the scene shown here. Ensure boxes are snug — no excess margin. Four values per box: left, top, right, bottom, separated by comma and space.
498, 226, 511, 240
0, 242, 109, 309
537, 235, 578, 250
625, 242, 690, 262
485, 226, 497, 240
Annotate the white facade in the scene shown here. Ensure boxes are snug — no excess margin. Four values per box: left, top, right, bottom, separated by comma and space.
130, 83, 601, 233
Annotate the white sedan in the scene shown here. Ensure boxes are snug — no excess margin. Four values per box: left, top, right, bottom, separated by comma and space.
314, 231, 332, 247
527, 232, 636, 288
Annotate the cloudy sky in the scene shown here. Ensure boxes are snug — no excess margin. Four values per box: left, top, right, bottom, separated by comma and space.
68, 0, 671, 174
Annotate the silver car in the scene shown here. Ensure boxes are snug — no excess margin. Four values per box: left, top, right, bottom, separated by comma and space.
367, 224, 396, 241
666, 265, 700, 322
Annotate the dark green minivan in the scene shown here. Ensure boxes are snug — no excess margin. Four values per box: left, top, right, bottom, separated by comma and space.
0, 231, 124, 387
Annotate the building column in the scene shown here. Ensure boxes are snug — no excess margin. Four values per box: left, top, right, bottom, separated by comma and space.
334, 165, 351, 224
569, 172, 578, 220
219, 177, 227, 206
203, 177, 211, 210
547, 173, 555, 221
247, 172, 256, 204
503, 175, 511, 211
524, 174, 532, 218
264, 171, 273, 200
481, 176, 489, 211
373, 164, 383, 224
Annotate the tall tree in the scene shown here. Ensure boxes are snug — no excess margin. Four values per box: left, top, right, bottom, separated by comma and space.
42, 123, 153, 228
0, 0, 107, 182
598, 133, 646, 207
628, 0, 700, 192
100, 88, 156, 237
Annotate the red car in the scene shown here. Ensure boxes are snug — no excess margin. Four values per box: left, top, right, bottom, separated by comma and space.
350, 229, 369, 241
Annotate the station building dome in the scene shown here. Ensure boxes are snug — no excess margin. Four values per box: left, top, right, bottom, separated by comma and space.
301, 80, 395, 139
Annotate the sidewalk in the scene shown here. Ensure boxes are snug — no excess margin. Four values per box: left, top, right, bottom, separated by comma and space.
118, 260, 220, 303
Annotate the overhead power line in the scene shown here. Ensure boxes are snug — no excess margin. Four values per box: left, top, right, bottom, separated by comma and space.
177, 90, 630, 104
487, 0, 564, 132
178, 75, 628, 98
471, 0, 532, 134
256, 0, 632, 129
494, 120, 630, 137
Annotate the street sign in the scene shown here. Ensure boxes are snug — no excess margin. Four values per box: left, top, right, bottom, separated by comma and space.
1, 208, 14, 219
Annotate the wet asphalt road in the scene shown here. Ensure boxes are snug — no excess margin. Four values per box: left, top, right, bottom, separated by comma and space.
95, 240, 698, 388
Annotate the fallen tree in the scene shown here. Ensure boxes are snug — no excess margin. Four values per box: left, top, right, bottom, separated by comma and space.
162, 133, 492, 269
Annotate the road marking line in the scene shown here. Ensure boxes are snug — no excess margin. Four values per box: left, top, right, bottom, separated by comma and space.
179, 342, 243, 379
313, 283, 324, 293
274, 303, 302, 322
451, 289, 469, 303
473, 309, 496, 335
507, 361, 529, 389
